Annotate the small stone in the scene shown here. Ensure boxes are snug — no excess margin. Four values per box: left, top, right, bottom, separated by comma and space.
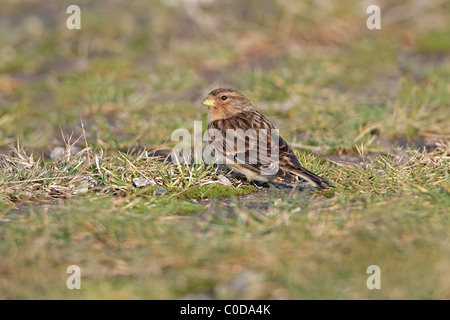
83, 176, 100, 187
49, 147, 65, 160
72, 185, 89, 195
70, 176, 102, 195
132, 178, 156, 188
217, 174, 233, 186
155, 188, 169, 195
50, 146, 81, 161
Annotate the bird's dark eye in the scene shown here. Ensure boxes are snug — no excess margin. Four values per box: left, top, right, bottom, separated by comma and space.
221, 95, 228, 101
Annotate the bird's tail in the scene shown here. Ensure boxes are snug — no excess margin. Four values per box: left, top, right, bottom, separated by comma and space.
290, 167, 330, 189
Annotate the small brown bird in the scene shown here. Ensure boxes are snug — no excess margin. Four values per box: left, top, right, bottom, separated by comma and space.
202, 88, 330, 189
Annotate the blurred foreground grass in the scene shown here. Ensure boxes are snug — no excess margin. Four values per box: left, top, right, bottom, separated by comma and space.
0, 0, 449, 299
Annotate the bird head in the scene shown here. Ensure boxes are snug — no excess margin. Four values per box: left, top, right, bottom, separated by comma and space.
203, 88, 254, 121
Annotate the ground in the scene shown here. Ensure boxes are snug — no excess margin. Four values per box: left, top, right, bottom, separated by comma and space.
0, 0, 449, 299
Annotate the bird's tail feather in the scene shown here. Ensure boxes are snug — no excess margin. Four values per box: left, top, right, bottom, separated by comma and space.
290, 168, 330, 189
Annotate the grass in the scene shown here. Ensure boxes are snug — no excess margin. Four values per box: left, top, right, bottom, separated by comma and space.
1, 0, 449, 299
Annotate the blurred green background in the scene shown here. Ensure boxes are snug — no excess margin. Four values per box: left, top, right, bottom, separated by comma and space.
1, 0, 449, 153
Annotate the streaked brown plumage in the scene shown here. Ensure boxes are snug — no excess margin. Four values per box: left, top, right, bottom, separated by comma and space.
202, 88, 330, 189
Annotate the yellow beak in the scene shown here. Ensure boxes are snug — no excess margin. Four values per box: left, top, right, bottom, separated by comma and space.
202, 98, 216, 108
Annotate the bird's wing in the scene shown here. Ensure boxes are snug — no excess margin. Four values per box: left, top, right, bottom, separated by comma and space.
207, 111, 329, 188
207, 110, 279, 176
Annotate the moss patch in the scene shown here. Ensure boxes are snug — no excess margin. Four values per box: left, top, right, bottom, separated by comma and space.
148, 198, 205, 216
178, 184, 257, 200
136, 184, 257, 200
